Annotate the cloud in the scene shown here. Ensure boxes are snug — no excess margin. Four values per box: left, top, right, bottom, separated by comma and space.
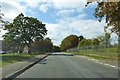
69, 20, 106, 38
57, 14, 87, 23
0, 0, 26, 40
0, 0, 26, 22
39, 4, 49, 13
30, 0, 87, 13
51, 0, 86, 10
45, 22, 73, 45
45, 18, 107, 46
56, 9, 75, 16
18, 0, 44, 8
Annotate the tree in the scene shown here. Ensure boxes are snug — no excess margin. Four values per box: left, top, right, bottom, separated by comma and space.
78, 35, 84, 42
3, 13, 47, 54
86, 1, 120, 51
78, 39, 92, 47
53, 45, 61, 52
104, 32, 111, 47
96, 33, 111, 46
97, 34, 104, 44
92, 38, 100, 45
0, 5, 5, 32
86, 2, 120, 34
60, 35, 79, 51
44, 37, 53, 52
32, 37, 53, 53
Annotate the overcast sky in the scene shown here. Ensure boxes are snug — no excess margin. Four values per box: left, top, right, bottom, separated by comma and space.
0, 0, 117, 46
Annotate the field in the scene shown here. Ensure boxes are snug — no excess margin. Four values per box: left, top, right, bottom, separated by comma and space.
0, 53, 43, 67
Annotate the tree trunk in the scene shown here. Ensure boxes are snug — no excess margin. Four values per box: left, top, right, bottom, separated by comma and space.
118, 24, 120, 54
28, 43, 31, 55
118, 24, 120, 80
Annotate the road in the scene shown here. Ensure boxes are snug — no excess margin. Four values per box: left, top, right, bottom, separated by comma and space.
16, 52, 118, 78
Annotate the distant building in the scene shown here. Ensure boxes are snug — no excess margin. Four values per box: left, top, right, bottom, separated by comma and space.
0, 40, 24, 53
24, 45, 28, 53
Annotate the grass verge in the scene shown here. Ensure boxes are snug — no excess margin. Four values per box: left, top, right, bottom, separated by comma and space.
65, 52, 119, 61
0, 53, 45, 67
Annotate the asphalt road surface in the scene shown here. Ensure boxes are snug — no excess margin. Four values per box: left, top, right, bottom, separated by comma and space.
16, 52, 118, 78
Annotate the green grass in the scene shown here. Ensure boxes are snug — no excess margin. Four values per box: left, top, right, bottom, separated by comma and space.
78, 47, 118, 57
81, 51, 118, 57
77, 48, 118, 57
66, 52, 119, 60
0, 53, 44, 67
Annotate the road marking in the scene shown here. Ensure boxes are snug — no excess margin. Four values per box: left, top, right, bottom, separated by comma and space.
76, 55, 118, 69
88, 58, 118, 69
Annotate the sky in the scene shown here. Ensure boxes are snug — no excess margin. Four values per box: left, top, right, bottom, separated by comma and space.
0, 0, 118, 46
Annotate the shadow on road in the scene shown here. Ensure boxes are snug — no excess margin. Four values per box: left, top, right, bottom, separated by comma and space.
39, 59, 47, 64
49, 53, 74, 56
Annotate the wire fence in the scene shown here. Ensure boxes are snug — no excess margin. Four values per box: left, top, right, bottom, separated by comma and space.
67, 44, 118, 57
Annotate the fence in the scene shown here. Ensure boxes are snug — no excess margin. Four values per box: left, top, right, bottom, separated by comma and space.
67, 44, 118, 57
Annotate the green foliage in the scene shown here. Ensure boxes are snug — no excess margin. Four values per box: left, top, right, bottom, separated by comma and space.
86, 2, 120, 34
86, 1, 120, 53
3, 13, 47, 54
96, 32, 111, 46
78, 39, 92, 47
78, 33, 110, 47
78, 35, 84, 42
53, 45, 60, 52
92, 38, 100, 45
86, 1, 120, 52
32, 37, 53, 53
105, 33, 111, 44
97, 35, 104, 43
60, 35, 79, 51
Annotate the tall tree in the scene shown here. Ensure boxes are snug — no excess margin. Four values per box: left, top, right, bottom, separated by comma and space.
86, 1, 120, 51
3, 13, 47, 54
60, 35, 79, 51
32, 37, 53, 53
44, 37, 53, 52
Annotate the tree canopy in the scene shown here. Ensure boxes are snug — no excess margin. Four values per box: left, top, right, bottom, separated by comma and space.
53, 45, 61, 52
86, 1, 120, 52
86, 1, 120, 35
78, 39, 92, 47
3, 13, 47, 54
32, 37, 53, 53
92, 38, 100, 45
60, 35, 79, 51
78, 35, 84, 42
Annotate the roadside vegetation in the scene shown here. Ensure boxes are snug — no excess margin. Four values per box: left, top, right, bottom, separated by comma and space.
60, 1, 120, 60
66, 52, 119, 61
0, 13, 61, 67
60, 33, 118, 58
